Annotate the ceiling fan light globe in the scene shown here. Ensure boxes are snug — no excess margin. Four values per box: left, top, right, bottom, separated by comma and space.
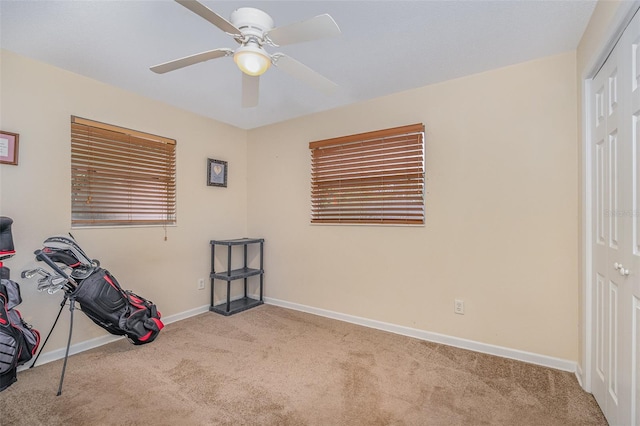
235, 50, 271, 76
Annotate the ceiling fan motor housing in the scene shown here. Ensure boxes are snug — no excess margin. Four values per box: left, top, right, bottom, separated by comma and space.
230, 8, 274, 40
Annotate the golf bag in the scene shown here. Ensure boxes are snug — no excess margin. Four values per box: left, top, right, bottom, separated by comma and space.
0, 216, 41, 392
72, 268, 163, 344
33, 235, 164, 345
0, 279, 40, 391
20, 234, 164, 395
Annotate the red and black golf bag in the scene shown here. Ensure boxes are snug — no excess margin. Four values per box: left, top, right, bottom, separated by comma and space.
22, 233, 164, 395
0, 217, 41, 392
32, 235, 164, 345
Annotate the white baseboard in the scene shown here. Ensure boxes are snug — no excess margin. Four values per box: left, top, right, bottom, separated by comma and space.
19, 304, 210, 370
575, 364, 584, 388
264, 297, 578, 373
162, 304, 210, 325
20, 298, 578, 375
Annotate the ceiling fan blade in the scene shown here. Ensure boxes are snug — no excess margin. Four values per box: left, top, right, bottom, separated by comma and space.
175, 0, 241, 36
273, 54, 338, 94
266, 14, 340, 46
242, 74, 259, 108
150, 48, 233, 74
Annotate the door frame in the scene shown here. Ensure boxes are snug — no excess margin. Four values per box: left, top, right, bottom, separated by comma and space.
581, 0, 640, 393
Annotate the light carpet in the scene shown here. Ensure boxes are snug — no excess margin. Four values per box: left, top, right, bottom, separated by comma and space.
0, 304, 606, 425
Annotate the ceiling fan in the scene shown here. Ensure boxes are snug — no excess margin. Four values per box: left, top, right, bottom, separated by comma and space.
150, 0, 341, 107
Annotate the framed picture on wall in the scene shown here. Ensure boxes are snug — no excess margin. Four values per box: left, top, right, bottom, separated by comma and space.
207, 158, 227, 187
0, 131, 19, 165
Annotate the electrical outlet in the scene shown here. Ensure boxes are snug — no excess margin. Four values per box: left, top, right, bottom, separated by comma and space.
454, 299, 464, 315
197, 278, 205, 290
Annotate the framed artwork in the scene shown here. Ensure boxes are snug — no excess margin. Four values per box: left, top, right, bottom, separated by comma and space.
0, 131, 19, 165
207, 158, 227, 187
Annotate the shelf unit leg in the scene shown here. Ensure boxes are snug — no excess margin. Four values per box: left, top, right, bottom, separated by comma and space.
210, 279, 215, 309
259, 241, 264, 301
210, 244, 216, 309
243, 244, 248, 298
226, 245, 232, 313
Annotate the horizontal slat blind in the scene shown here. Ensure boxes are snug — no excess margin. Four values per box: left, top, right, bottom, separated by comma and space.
71, 116, 176, 227
309, 123, 425, 225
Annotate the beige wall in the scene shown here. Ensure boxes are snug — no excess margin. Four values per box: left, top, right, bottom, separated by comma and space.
0, 49, 248, 352
1, 47, 582, 362
248, 52, 579, 361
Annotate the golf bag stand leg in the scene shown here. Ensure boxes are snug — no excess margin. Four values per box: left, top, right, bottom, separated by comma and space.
30, 292, 69, 368
33, 249, 78, 396
57, 297, 76, 396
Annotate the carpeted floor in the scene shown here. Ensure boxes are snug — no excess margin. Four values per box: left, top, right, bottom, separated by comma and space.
0, 304, 606, 425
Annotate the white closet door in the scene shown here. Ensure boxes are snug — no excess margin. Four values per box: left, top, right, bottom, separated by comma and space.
590, 9, 640, 426
628, 11, 640, 426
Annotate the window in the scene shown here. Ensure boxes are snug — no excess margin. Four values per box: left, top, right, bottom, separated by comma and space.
309, 123, 425, 225
71, 116, 176, 227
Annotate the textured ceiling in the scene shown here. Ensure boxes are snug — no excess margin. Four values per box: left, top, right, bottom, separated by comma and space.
0, 0, 596, 129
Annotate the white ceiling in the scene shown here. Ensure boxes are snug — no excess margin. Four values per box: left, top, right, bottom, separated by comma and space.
0, 0, 596, 130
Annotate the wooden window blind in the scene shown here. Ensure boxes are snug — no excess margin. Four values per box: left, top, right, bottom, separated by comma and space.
309, 123, 425, 225
71, 116, 176, 227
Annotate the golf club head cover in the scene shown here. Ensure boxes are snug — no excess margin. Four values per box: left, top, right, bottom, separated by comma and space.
0, 217, 15, 260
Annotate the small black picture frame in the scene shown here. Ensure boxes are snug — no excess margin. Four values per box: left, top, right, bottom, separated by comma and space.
207, 158, 228, 187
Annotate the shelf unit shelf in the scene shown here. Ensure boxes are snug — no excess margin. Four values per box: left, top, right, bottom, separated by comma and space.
209, 238, 264, 316
211, 267, 262, 281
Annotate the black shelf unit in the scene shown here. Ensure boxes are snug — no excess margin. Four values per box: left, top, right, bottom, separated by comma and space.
209, 238, 264, 316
